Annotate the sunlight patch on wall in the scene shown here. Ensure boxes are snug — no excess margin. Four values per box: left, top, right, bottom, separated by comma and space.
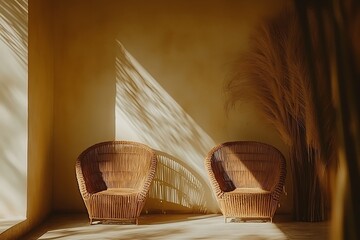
115, 41, 218, 213
0, 0, 28, 219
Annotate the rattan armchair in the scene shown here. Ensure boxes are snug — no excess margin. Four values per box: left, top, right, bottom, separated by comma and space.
75, 141, 157, 224
205, 141, 286, 222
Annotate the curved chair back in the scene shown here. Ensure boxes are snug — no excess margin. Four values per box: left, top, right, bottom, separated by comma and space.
78, 141, 156, 193
207, 141, 286, 192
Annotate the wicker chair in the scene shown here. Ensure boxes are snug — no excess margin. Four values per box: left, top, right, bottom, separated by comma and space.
75, 141, 157, 224
205, 141, 286, 222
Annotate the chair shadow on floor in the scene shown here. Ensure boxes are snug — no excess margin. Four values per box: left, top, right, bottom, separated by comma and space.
143, 150, 215, 216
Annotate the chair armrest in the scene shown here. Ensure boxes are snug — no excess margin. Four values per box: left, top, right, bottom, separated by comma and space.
75, 159, 91, 199
271, 155, 287, 201
205, 155, 226, 198
137, 153, 158, 202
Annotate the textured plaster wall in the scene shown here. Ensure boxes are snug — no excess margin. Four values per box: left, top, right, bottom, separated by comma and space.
27, 0, 54, 222
0, 0, 54, 238
53, 0, 292, 214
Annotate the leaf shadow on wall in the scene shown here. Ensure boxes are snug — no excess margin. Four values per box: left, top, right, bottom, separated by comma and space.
0, 0, 27, 219
0, 0, 27, 66
115, 41, 219, 213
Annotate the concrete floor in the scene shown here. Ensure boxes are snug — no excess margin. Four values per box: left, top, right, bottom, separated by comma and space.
24, 214, 328, 240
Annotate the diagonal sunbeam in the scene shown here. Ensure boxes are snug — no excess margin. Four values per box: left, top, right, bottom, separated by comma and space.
115, 41, 218, 212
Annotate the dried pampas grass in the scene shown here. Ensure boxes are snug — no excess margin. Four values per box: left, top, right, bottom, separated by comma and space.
225, 6, 336, 221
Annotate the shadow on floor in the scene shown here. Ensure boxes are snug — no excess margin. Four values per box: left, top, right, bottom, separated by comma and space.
23, 213, 328, 240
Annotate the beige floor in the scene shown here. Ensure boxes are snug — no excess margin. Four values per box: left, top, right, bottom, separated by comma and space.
0, 218, 25, 235
24, 214, 328, 240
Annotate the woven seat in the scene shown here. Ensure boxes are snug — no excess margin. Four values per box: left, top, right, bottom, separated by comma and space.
229, 188, 271, 194
205, 141, 286, 222
96, 188, 138, 196
75, 141, 157, 224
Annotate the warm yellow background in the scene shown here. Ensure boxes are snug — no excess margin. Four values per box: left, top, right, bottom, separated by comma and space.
51, 0, 291, 214
2, 0, 293, 238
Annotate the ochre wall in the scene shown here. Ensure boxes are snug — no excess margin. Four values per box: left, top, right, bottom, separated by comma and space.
27, 0, 54, 223
0, 0, 54, 239
53, 0, 292, 214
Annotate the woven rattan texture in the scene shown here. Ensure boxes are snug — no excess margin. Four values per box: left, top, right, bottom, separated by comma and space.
75, 141, 157, 224
205, 141, 286, 222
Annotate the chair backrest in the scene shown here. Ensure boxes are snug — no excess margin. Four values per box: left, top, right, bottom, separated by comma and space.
78, 141, 156, 193
208, 141, 286, 191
